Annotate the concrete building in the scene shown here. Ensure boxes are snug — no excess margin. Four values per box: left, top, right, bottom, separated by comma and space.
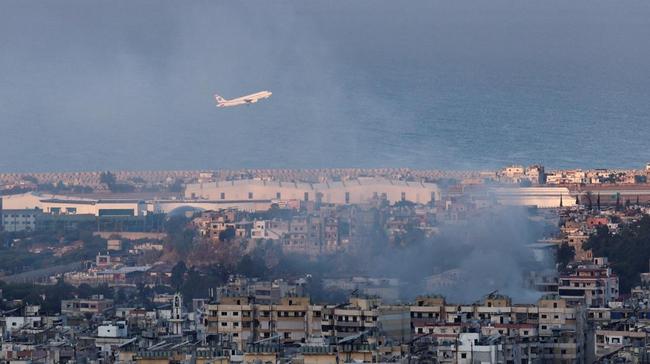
106, 239, 123, 251
1, 209, 40, 232
185, 177, 440, 206
61, 296, 115, 317
559, 258, 619, 307
206, 296, 323, 350
170, 293, 184, 335
489, 187, 576, 208
1, 192, 147, 217
98, 321, 128, 338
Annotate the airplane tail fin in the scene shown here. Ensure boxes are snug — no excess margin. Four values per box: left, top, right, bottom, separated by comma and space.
214, 94, 226, 104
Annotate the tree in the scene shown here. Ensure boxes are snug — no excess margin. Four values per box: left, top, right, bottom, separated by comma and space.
100, 171, 117, 187
165, 216, 195, 257
22, 175, 39, 184
99, 171, 135, 192
169, 179, 184, 193
116, 288, 128, 303
136, 282, 154, 309
179, 267, 221, 303
556, 243, 575, 270
171, 261, 187, 290
583, 216, 650, 292
219, 226, 236, 242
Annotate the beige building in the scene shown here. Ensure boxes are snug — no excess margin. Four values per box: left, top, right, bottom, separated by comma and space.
1, 192, 146, 216
185, 177, 440, 205
206, 296, 322, 350
489, 187, 576, 208
61, 296, 115, 317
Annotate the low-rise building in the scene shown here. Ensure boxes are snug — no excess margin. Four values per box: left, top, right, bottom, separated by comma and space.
61, 296, 115, 317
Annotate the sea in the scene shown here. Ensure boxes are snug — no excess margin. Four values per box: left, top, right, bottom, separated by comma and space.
1, 0, 650, 172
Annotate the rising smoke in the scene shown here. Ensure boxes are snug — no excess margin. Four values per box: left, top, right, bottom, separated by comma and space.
354, 205, 555, 303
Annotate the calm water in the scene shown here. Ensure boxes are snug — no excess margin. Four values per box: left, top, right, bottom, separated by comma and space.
1, 1, 650, 172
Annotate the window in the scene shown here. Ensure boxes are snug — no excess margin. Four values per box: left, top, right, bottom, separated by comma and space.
221, 311, 227, 316
276, 192, 281, 199
248, 192, 253, 199
461, 353, 467, 359
304, 192, 309, 201
401, 192, 406, 201
220, 192, 225, 200
221, 322, 227, 327
98, 209, 134, 216
345, 192, 350, 204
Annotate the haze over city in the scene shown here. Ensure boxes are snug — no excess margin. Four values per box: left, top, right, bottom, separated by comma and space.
2, 0, 650, 172
2, 2, 650, 363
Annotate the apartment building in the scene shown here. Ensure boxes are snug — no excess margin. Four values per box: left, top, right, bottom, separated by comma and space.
205, 296, 322, 350
559, 258, 619, 307
61, 296, 115, 317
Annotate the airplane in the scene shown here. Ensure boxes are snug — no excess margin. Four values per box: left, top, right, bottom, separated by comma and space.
214, 90, 272, 108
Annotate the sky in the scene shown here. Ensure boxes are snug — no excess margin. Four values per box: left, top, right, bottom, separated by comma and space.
1, 0, 650, 172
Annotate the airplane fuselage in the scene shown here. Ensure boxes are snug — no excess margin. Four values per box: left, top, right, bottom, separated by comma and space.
215, 91, 272, 108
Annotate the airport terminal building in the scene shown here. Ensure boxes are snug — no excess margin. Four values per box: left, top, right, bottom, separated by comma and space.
184, 177, 441, 205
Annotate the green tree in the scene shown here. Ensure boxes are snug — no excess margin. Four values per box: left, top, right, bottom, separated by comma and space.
100, 171, 117, 186
583, 216, 650, 292
556, 243, 575, 270
171, 261, 187, 290
218, 227, 236, 242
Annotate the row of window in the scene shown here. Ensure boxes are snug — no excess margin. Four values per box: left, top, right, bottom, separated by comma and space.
213, 191, 433, 202
2, 214, 35, 218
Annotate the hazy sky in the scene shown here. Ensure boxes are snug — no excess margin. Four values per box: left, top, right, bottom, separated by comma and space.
2, 1, 650, 172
